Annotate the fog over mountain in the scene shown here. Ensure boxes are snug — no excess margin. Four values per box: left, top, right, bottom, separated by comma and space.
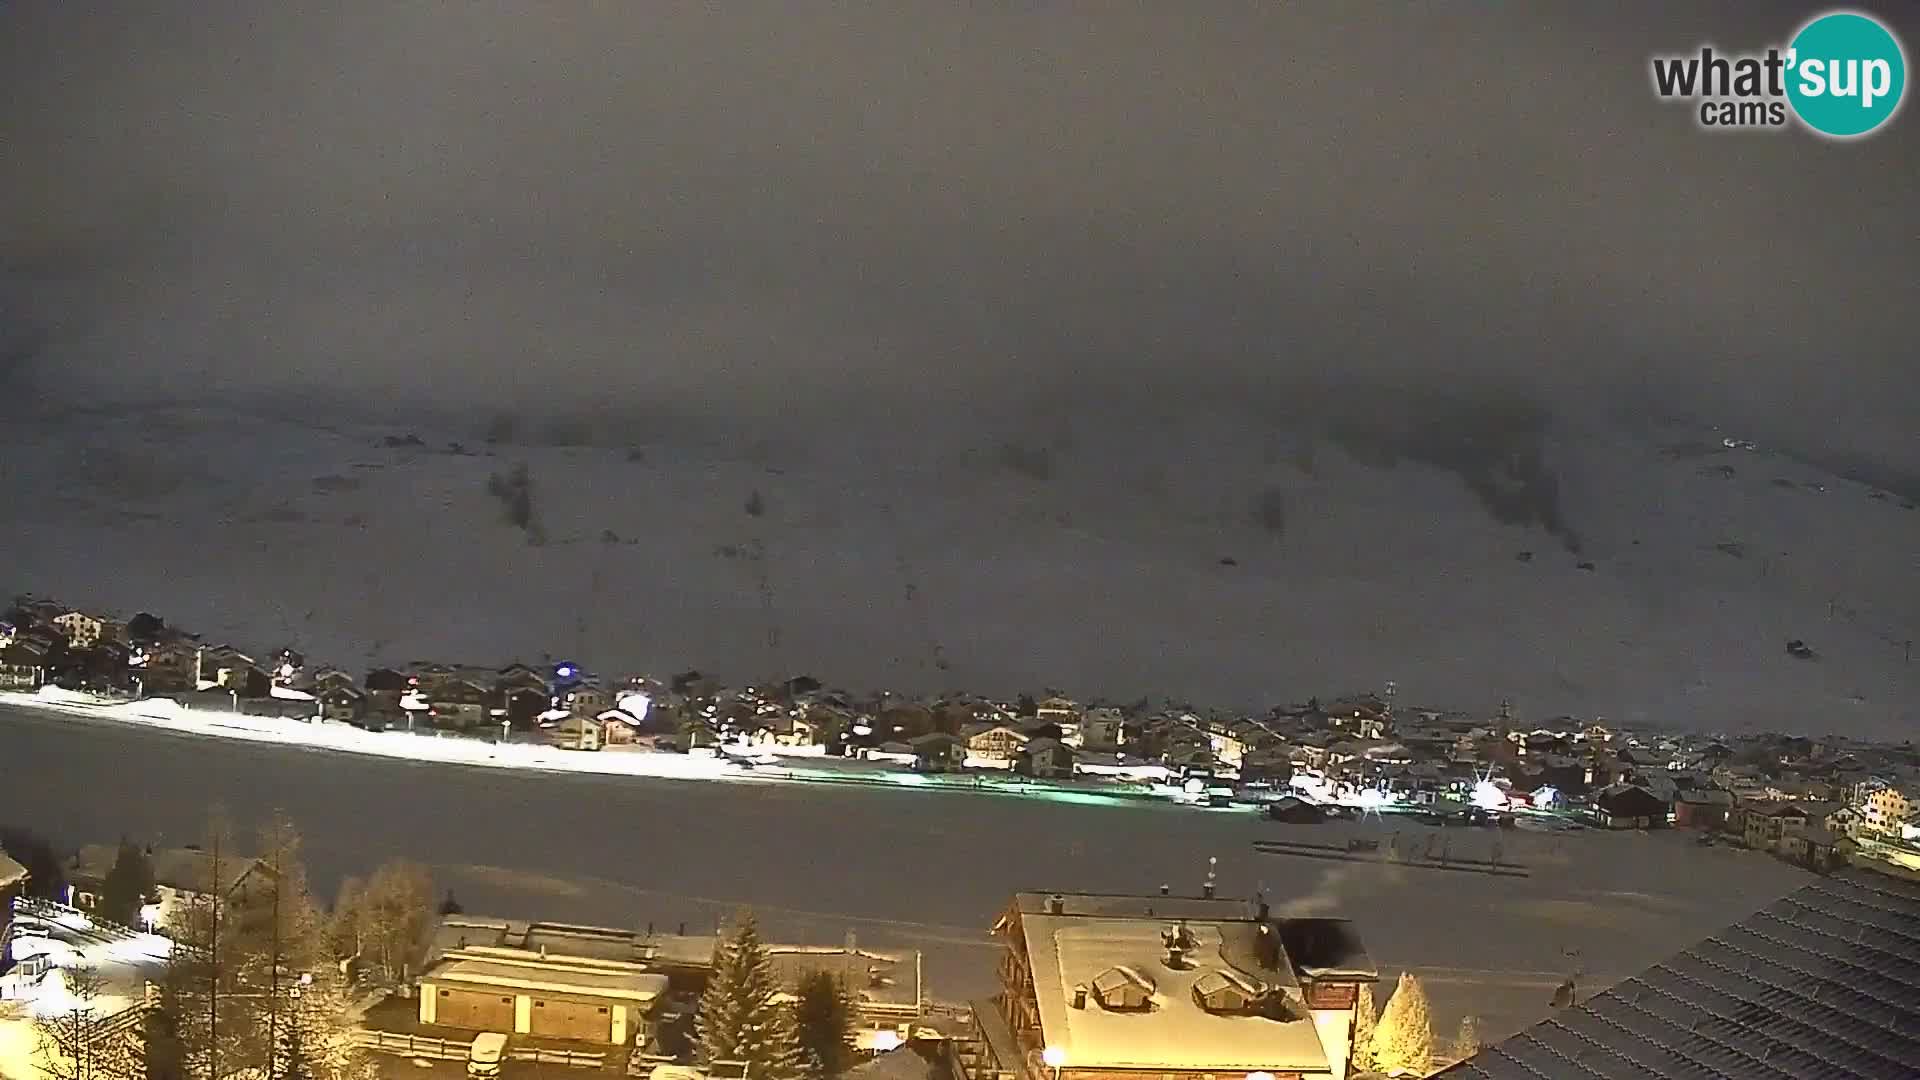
1, 5, 1915, 729
4, 4, 1916, 450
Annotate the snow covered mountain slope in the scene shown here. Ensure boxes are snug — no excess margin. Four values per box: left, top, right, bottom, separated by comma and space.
1, 400, 1914, 737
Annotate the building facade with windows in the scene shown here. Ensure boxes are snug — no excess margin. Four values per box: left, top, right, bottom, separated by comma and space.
418, 945, 667, 1045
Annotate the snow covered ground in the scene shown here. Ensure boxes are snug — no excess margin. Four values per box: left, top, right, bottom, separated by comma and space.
0, 688, 744, 783
0, 900, 171, 1079
0, 689, 1178, 808
0, 703, 1818, 1045
1, 401, 1915, 736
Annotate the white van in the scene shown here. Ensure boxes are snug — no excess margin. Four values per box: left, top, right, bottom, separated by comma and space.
467, 1032, 508, 1078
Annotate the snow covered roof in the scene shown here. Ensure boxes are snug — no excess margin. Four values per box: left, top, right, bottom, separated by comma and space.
71, 844, 264, 896
1593, 783, 1668, 813
427, 949, 668, 1004
1091, 964, 1154, 997
1014, 912, 1327, 1072
843, 1049, 929, 1080
1440, 864, 1920, 1079
1009, 892, 1255, 921
1676, 788, 1735, 806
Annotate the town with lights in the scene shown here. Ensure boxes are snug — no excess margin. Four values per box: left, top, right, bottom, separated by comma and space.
5, 594, 1918, 841
4, 592, 1919, 1079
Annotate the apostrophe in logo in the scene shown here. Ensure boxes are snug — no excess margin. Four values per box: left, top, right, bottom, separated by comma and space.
1784, 11, 1906, 138
1649, 8, 1906, 138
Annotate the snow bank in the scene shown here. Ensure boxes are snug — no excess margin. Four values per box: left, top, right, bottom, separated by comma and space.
0, 691, 744, 783
33, 685, 109, 707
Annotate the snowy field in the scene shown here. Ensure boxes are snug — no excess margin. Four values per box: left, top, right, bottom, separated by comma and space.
0, 703, 1815, 1044
2, 401, 1916, 737
0, 896, 171, 1080
0, 687, 744, 783
0, 690, 1164, 805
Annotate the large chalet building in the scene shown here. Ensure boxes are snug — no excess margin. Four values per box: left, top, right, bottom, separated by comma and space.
977, 892, 1377, 1080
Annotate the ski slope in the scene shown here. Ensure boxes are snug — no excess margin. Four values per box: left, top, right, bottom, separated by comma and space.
1, 401, 1913, 737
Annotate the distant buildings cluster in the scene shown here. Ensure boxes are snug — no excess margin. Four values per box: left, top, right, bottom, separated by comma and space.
4, 594, 1917, 857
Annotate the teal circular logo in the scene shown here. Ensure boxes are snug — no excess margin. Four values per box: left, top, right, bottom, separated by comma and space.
1786, 12, 1907, 138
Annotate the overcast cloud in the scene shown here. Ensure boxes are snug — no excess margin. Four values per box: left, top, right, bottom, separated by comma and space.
2, 3, 1915, 465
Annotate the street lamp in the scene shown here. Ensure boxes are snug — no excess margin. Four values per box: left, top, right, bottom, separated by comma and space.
1042, 1045, 1066, 1080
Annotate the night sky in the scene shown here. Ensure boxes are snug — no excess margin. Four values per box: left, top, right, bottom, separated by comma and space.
2, 3, 1915, 466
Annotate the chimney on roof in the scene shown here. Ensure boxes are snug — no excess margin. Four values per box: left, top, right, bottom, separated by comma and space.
1071, 986, 1088, 1009
1046, 894, 1066, 915
1162, 922, 1193, 970
539, 944, 547, 960
1159, 883, 1170, 896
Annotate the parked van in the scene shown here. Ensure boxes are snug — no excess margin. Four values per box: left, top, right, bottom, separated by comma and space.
468, 1033, 508, 1078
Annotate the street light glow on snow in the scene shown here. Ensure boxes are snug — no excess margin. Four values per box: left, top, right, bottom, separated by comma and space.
1471, 780, 1508, 811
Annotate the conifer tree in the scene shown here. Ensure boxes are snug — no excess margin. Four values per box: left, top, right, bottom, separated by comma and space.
100, 838, 157, 927
1349, 981, 1378, 1073
793, 969, 858, 1079
697, 911, 806, 1080
1372, 972, 1434, 1077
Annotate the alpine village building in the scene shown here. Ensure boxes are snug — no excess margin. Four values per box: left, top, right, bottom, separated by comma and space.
979, 891, 1378, 1080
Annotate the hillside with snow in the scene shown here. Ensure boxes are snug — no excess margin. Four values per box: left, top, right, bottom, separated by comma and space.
2, 397, 1914, 737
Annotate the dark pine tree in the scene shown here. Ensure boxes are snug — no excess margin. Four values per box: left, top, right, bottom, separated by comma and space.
127, 612, 167, 644
793, 969, 859, 1079
0, 825, 66, 900
100, 837, 157, 926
